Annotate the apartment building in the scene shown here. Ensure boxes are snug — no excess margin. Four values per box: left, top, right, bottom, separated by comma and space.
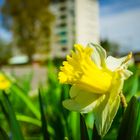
50, 0, 100, 58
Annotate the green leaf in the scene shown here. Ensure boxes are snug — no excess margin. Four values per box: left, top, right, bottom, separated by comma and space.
39, 89, 50, 140
0, 126, 9, 140
117, 96, 140, 140
0, 91, 24, 140
124, 72, 139, 101
80, 114, 89, 140
11, 84, 40, 119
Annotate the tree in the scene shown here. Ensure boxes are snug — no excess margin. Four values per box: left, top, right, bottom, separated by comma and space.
0, 39, 12, 66
1, 0, 54, 62
101, 39, 119, 56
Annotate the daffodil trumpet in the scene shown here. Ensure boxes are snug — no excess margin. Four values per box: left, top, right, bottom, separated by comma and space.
58, 43, 132, 136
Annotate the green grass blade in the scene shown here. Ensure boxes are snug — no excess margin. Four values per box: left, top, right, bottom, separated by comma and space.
39, 89, 50, 140
117, 96, 140, 140
16, 114, 41, 126
11, 84, 40, 119
0, 113, 53, 136
1, 91, 24, 140
0, 126, 9, 140
80, 114, 89, 140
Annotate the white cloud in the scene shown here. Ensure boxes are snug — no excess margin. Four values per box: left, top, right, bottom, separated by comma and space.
100, 8, 140, 53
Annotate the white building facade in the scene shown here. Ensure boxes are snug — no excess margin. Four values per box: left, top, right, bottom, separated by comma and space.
50, 0, 100, 58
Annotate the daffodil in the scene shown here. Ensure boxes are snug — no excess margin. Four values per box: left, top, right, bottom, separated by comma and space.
0, 73, 11, 90
58, 43, 132, 136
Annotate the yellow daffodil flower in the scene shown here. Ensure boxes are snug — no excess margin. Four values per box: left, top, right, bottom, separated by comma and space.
58, 43, 132, 136
0, 73, 11, 90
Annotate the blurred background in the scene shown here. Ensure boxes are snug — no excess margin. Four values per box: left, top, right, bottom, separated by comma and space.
0, 0, 140, 68
0, 0, 140, 140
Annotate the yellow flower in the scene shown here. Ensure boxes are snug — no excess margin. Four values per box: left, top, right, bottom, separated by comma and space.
58, 43, 132, 136
0, 73, 11, 90
59, 44, 112, 93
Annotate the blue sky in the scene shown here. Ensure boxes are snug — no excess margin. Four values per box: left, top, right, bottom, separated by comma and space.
0, 0, 12, 41
0, 0, 140, 53
99, 0, 140, 53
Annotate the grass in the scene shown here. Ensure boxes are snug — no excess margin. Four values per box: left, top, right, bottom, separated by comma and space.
0, 63, 140, 140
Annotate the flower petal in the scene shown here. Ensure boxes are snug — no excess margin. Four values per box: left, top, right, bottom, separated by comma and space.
87, 43, 106, 68
94, 71, 124, 136
63, 86, 105, 113
94, 95, 120, 137
106, 53, 132, 71
123, 69, 133, 80
63, 99, 83, 112
0, 73, 11, 90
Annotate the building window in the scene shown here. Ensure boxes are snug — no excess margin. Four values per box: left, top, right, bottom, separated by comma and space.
58, 23, 67, 27
60, 7, 66, 11
61, 47, 68, 52
59, 31, 67, 36
60, 0, 67, 2
60, 39, 67, 44
60, 15, 67, 19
